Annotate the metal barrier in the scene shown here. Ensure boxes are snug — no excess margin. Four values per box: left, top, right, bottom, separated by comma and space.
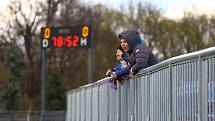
66, 47, 215, 121
0, 111, 66, 121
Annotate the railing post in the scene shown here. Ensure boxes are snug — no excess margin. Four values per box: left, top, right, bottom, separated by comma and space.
126, 79, 128, 121
66, 93, 71, 121
90, 87, 93, 121
198, 54, 208, 121
134, 77, 138, 121
169, 62, 173, 121
74, 91, 76, 121
79, 90, 81, 121
147, 70, 150, 121
169, 61, 177, 121
107, 81, 109, 121
171, 62, 177, 121
131, 77, 135, 121
117, 81, 121, 121
97, 84, 100, 121
84, 88, 86, 121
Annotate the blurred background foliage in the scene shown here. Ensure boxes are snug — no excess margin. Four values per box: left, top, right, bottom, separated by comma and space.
0, 0, 214, 111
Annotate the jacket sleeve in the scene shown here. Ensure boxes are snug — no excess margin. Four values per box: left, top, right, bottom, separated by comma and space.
131, 47, 150, 73
115, 66, 130, 78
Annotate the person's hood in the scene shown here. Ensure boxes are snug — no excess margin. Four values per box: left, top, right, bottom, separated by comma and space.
119, 30, 141, 53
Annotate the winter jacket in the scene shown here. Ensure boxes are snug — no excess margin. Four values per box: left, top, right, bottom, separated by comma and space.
116, 30, 157, 77
115, 62, 123, 72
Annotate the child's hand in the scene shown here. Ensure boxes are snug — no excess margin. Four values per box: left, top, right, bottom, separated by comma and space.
121, 60, 127, 68
106, 69, 112, 76
111, 74, 117, 81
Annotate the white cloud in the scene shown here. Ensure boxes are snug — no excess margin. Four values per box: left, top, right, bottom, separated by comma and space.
191, 0, 215, 15
0, 0, 9, 11
164, 0, 215, 19
81, 0, 215, 19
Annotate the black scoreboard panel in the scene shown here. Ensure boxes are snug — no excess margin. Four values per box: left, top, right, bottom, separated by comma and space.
41, 25, 91, 48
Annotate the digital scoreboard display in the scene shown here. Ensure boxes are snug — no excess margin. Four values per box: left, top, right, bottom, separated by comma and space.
41, 25, 91, 48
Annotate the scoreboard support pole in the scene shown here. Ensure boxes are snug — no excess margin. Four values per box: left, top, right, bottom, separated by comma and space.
88, 47, 93, 83
88, 27, 93, 83
40, 47, 46, 121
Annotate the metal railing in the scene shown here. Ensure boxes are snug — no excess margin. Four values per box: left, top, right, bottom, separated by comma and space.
0, 111, 66, 121
66, 47, 215, 121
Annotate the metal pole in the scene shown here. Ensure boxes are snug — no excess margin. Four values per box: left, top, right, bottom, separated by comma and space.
169, 62, 174, 121
88, 27, 93, 83
88, 48, 93, 83
40, 5, 51, 119
40, 47, 46, 121
198, 55, 208, 121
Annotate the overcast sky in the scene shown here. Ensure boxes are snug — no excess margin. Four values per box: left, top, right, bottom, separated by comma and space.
0, 0, 215, 20
81, 0, 215, 19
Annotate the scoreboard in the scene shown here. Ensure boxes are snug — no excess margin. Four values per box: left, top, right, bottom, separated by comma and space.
41, 25, 91, 48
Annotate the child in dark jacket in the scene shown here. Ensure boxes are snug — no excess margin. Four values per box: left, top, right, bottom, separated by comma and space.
106, 46, 128, 89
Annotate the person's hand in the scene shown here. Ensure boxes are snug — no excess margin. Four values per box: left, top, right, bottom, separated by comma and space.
130, 68, 134, 75
111, 74, 117, 82
106, 69, 112, 76
121, 60, 127, 68
130, 68, 137, 76
117, 78, 124, 84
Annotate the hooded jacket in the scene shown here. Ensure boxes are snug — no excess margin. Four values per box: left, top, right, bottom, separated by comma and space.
117, 30, 157, 76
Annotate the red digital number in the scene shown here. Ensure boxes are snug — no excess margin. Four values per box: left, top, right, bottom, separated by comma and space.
53, 35, 79, 47
65, 35, 79, 47
73, 36, 79, 47
52, 37, 57, 47
52, 36, 64, 47
66, 36, 72, 47
58, 36, 63, 47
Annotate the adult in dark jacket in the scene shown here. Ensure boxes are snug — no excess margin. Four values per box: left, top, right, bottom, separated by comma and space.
113, 29, 158, 80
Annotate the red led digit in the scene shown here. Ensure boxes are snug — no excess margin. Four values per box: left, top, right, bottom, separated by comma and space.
66, 36, 72, 47
73, 35, 79, 47
57, 36, 63, 47
52, 37, 57, 47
